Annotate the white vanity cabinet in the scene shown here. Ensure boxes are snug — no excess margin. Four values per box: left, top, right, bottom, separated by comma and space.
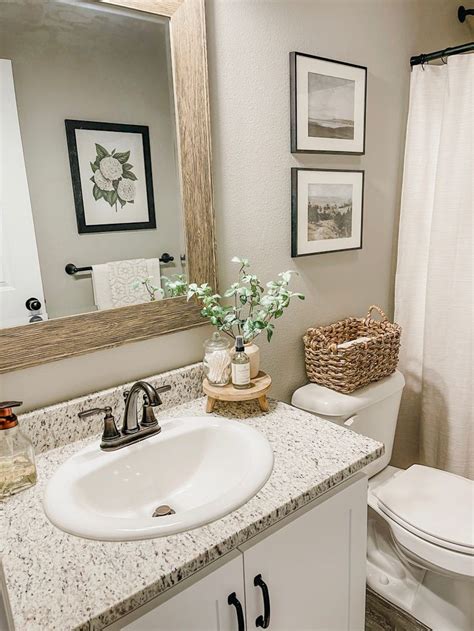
241, 473, 367, 631
121, 553, 245, 631
110, 474, 367, 631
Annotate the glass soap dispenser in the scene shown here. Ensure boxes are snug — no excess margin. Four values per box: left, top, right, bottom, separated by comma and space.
0, 401, 37, 499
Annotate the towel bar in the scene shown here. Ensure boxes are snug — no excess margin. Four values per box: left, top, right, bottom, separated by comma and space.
65, 253, 183, 275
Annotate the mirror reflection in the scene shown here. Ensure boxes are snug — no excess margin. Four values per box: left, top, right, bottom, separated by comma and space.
0, 0, 186, 329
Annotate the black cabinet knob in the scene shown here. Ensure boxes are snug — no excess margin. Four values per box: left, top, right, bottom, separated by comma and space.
159, 252, 174, 263
25, 297, 41, 311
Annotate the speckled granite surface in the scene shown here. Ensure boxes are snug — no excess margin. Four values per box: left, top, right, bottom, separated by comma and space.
18, 363, 204, 454
1, 397, 383, 631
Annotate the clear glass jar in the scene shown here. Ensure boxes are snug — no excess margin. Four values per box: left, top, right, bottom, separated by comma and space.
0, 425, 37, 500
203, 332, 231, 386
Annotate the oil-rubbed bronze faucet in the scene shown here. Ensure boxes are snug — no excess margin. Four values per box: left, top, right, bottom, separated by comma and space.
122, 381, 167, 434
79, 381, 171, 451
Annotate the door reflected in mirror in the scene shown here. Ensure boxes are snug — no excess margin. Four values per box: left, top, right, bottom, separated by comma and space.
0, 0, 186, 329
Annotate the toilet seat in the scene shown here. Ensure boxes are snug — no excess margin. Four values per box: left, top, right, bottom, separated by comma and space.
375, 465, 474, 555
369, 465, 474, 579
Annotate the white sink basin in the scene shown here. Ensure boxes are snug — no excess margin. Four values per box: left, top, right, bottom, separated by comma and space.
43, 416, 274, 541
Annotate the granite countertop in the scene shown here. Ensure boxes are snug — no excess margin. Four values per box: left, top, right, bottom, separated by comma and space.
1, 398, 383, 631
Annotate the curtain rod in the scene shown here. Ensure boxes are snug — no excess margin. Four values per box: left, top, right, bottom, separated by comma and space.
410, 41, 474, 67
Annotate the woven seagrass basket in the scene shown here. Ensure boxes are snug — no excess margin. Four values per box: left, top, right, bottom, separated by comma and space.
303, 305, 401, 394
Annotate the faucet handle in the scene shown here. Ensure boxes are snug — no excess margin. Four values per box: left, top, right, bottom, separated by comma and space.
78, 406, 121, 444
154, 384, 171, 399
140, 394, 160, 428
139, 384, 170, 428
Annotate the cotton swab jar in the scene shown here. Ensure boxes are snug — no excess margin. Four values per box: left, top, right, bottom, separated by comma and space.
203, 332, 231, 386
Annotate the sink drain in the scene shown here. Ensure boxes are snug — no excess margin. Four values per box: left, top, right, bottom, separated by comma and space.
152, 505, 175, 517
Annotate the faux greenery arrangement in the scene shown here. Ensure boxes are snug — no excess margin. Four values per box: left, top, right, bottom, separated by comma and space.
134, 258, 304, 342
133, 273, 187, 301
161, 274, 187, 297
170, 257, 304, 343
134, 276, 163, 301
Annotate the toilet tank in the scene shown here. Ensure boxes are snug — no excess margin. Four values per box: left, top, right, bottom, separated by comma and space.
291, 371, 405, 478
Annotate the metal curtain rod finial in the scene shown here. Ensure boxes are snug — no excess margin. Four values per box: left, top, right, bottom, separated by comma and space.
458, 5, 474, 22
410, 5, 474, 67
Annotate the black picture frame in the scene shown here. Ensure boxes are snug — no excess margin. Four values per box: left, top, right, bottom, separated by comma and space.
65, 119, 156, 233
291, 167, 364, 257
290, 51, 367, 155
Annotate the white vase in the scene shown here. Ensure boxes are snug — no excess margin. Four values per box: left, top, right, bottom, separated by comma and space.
244, 342, 260, 378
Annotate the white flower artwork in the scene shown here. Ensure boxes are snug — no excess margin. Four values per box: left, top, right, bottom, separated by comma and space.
65, 120, 156, 233
89, 145, 137, 211
117, 178, 136, 202
93, 169, 114, 191
99, 156, 123, 181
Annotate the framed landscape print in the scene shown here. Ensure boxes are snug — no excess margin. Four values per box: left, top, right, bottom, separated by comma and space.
291, 168, 364, 257
65, 120, 156, 233
290, 52, 367, 154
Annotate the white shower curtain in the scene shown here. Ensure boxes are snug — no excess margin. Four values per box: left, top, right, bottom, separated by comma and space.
394, 55, 473, 480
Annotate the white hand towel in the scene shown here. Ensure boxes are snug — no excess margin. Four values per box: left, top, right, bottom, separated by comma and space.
92, 258, 162, 310
91, 263, 114, 311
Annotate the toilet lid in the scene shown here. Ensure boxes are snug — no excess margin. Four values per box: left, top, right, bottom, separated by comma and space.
375, 465, 474, 554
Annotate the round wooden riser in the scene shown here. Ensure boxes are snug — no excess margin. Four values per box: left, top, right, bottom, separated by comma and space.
203, 372, 272, 413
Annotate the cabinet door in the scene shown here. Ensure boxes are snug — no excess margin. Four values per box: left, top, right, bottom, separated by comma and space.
241, 474, 367, 631
120, 553, 245, 631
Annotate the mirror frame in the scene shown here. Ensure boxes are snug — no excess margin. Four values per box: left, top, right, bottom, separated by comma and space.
0, 0, 216, 374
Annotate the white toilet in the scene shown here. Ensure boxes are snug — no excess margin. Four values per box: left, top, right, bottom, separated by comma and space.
292, 371, 474, 631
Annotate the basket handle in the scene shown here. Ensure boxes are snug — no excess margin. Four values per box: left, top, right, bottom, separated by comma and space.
365, 304, 388, 324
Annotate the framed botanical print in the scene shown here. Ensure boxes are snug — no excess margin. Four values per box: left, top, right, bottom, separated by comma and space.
65, 120, 156, 233
290, 52, 367, 154
291, 168, 364, 256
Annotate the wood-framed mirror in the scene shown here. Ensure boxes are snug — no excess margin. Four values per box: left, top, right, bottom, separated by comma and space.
0, 0, 216, 374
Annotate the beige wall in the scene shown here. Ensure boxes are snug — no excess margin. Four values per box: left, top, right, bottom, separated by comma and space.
1, 0, 470, 437
0, 2, 183, 320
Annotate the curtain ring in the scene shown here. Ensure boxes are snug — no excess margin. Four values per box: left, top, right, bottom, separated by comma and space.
441, 55, 447, 64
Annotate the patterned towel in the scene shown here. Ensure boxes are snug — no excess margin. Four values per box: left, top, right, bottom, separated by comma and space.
92, 258, 161, 310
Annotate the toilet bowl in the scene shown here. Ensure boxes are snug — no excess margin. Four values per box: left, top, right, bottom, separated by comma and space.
292, 371, 474, 631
